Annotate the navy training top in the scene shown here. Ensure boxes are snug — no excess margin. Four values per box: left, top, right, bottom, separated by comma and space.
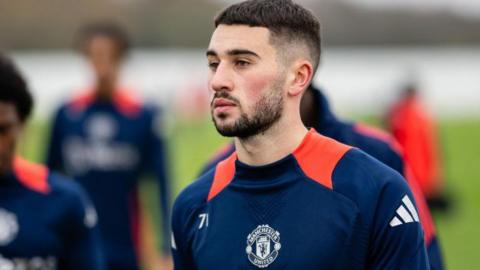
200, 86, 443, 270
0, 157, 104, 270
173, 130, 429, 269
46, 89, 170, 270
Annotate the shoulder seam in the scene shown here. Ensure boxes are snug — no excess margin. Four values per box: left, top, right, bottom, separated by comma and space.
293, 131, 351, 189
13, 157, 50, 194
207, 153, 237, 201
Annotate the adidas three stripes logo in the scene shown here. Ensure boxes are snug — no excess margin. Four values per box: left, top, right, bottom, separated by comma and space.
389, 195, 420, 227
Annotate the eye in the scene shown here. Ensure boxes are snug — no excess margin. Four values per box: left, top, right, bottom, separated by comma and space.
208, 61, 219, 71
235, 60, 250, 67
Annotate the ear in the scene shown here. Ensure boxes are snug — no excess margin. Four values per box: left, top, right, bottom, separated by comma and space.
287, 60, 314, 97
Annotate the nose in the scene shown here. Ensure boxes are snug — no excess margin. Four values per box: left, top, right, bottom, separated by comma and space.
209, 63, 234, 93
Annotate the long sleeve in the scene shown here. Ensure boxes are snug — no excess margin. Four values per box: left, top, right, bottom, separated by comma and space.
46, 107, 64, 171
146, 108, 171, 253
63, 183, 105, 270
368, 175, 430, 270
171, 194, 196, 270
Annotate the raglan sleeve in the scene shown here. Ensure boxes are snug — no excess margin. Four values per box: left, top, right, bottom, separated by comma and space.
171, 194, 196, 270
64, 183, 105, 270
368, 172, 430, 270
46, 107, 65, 171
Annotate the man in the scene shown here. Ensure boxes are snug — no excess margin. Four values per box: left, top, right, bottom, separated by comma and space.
171, 0, 429, 269
0, 53, 104, 269
46, 23, 171, 270
201, 85, 444, 269
388, 84, 447, 210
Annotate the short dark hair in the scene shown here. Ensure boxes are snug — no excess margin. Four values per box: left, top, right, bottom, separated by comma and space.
76, 22, 130, 59
0, 53, 33, 123
215, 0, 321, 70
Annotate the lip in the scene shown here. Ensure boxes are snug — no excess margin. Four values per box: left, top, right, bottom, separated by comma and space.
213, 98, 236, 108
213, 98, 236, 114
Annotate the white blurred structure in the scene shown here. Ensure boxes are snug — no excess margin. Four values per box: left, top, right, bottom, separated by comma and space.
12, 47, 480, 120
345, 0, 480, 18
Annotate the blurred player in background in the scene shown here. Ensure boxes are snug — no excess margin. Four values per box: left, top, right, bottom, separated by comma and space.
0, 53, 104, 269
201, 84, 444, 269
388, 84, 448, 211
171, 0, 428, 269
45, 23, 171, 270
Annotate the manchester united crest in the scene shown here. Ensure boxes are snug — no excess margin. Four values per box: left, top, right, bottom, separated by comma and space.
246, 224, 281, 268
0, 208, 18, 246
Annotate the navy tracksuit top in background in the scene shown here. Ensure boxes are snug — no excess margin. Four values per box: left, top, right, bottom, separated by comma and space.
172, 130, 429, 269
200, 86, 443, 270
0, 157, 104, 270
46, 90, 170, 270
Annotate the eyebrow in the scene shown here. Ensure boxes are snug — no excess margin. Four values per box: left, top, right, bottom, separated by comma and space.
206, 49, 260, 58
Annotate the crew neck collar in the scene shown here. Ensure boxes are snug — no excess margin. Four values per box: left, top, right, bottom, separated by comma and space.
234, 129, 317, 181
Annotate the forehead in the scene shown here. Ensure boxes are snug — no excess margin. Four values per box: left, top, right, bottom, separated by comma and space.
86, 35, 118, 52
208, 25, 275, 56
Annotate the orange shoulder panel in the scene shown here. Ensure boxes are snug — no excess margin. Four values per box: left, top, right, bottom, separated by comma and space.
207, 152, 237, 202
293, 130, 351, 190
113, 90, 142, 118
13, 156, 50, 194
69, 91, 95, 113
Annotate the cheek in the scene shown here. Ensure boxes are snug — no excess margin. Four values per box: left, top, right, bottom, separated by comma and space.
241, 72, 278, 101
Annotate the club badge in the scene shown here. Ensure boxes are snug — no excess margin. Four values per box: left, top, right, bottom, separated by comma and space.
0, 208, 19, 246
246, 224, 281, 268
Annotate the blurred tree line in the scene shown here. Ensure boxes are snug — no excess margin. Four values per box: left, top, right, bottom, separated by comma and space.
1, 0, 480, 50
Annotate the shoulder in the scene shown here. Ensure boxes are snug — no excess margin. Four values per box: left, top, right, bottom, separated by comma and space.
200, 143, 235, 176
113, 90, 151, 119
351, 123, 403, 156
173, 151, 236, 223
13, 157, 89, 206
345, 123, 405, 174
293, 131, 408, 202
173, 169, 216, 218
47, 172, 87, 200
63, 91, 96, 114
48, 172, 97, 227
334, 148, 405, 188
51, 91, 93, 123
47, 172, 92, 210
332, 148, 411, 211
293, 131, 408, 216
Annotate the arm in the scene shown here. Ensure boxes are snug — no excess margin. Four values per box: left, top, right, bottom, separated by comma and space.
368, 175, 430, 270
45, 108, 64, 171
63, 185, 105, 270
146, 108, 171, 253
171, 200, 196, 270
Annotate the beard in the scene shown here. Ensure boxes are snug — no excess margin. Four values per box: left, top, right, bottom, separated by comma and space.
211, 77, 284, 139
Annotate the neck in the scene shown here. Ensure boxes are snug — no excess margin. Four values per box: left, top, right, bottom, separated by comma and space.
0, 160, 13, 180
300, 90, 318, 128
95, 77, 117, 100
234, 115, 308, 166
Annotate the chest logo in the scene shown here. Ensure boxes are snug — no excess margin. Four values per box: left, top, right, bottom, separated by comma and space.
246, 225, 281, 268
86, 114, 118, 141
0, 208, 19, 246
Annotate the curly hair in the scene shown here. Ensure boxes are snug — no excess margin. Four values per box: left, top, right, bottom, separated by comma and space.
0, 53, 33, 123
